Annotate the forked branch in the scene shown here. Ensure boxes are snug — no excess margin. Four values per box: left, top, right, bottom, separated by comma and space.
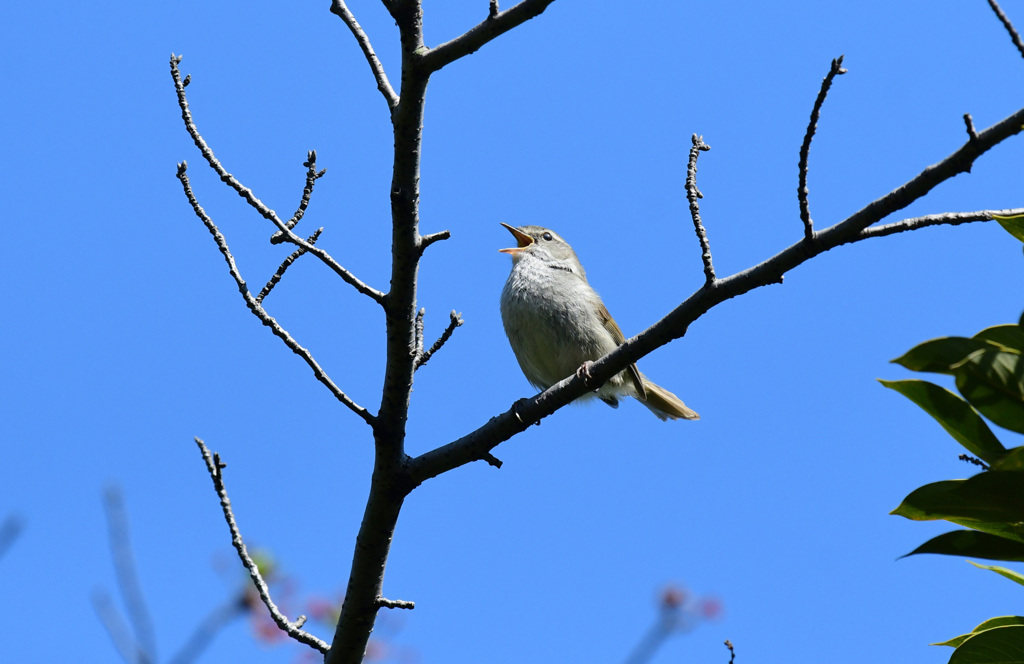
270, 151, 326, 245
176, 162, 374, 424
420, 0, 558, 73
170, 55, 385, 306
415, 310, 464, 370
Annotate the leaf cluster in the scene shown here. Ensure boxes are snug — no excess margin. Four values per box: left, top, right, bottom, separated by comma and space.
884, 214, 1024, 662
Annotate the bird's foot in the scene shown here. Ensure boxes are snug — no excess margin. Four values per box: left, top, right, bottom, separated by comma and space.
576, 361, 595, 388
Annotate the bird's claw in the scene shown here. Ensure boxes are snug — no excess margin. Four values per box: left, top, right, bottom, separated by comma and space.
576, 361, 595, 387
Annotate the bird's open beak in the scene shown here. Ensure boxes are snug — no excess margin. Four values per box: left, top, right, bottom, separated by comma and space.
499, 223, 533, 254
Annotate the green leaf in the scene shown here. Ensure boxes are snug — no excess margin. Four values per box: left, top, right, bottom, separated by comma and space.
893, 337, 997, 374
993, 212, 1024, 243
948, 625, 1024, 663
970, 561, 1024, 588
891, 471, 1024, 543
975, 326, 1024, 354
903, 530, 1024, 562
955, 349, 1024, 434
991, 448, 1024, 471
879, 379, 1005, 463
934, 618, 1024, 648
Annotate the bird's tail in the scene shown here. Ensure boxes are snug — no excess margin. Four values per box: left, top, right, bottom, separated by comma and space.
637, 378, 700, 421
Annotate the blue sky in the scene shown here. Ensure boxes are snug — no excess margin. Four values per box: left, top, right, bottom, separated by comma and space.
3, 1, 1024, 662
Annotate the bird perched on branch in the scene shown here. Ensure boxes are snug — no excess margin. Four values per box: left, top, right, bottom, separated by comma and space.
499, 223, 698, 421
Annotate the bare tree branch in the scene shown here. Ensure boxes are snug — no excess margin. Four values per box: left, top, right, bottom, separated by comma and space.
987, 0, 1024, 61
101, 486, 157, 663
270, 151, 326, 245
330, 1, 399, 111
194, 438, 330, 654
169, 55, 385, 305
798, 55, 846, 240
415, 310, 464, 370
685, 134, 715, 286
409, 103, 1024, 485
176, 163, 374, 424
420, 0, 558, 73
257, 228, 324, 304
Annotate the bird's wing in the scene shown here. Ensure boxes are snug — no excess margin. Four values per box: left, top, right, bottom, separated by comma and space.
596, 301, 647, 400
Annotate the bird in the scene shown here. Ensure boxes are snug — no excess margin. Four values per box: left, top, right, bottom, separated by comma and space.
498, 223, 699, 421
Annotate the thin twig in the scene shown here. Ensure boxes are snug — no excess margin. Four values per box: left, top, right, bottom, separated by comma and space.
330, 1, 399, 110
271, 151, 326, 245
725, 639, 735, 664
415, 310, 464, 370
169, 55, 385, 305
194, 438, 330, 654
987, 0, 1024, 61
176, 163, 374, 424
419, 229, 451, 253
376, 597, 415, 610
964, 113, 979, 142
798, 55, 847, 241
92, 589, 149, 664
685, 134, 715, 285
102, 486, 157, 663
959, 453, 991, 471
257, 228, 324, 304
489, 0, 500, 19
854, 208, 1024, 243
420, 0, 559, 73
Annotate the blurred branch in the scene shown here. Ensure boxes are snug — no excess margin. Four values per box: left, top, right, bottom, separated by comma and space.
101, 485, 157, 663
93, 589, 150, 664
798, 55, 846, 240
0, 513, 24, 560
194, 437, 329, 654
166, 598, 249, 664
175, 162, 373, 424
622, 585, 717, 664
725, 639, 736, 663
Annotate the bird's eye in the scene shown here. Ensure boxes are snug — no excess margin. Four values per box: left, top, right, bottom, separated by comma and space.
542, 232, 553, 241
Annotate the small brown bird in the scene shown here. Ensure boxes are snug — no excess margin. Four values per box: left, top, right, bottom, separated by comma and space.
499, 223, 698, 421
